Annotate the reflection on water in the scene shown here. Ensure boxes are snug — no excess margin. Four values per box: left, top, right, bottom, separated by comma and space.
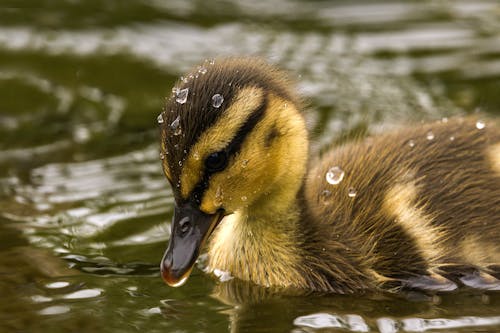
295, 313, 500, 332
0, 0, 499, 332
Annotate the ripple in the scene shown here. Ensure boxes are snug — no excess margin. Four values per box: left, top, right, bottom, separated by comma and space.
294, 313, 368, 332
63, 288, 102, 300
38, 305, 71, 316
46, 281, 70, 289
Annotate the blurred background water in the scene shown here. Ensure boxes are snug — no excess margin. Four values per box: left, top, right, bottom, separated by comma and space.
0, 1, 499, 332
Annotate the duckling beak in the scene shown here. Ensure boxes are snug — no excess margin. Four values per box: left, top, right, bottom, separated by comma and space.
161, 203, 223, 287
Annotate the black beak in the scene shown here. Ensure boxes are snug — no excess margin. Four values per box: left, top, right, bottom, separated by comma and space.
160, 202, 223, 287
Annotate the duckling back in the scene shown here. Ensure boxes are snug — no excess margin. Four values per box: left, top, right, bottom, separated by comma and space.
303, 118, 500, 291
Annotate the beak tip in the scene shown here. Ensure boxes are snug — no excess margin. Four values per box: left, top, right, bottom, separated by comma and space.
161, 263, 192, 287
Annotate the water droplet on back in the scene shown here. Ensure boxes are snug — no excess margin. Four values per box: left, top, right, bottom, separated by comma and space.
408, 139, 415, 148
170, 116, 182, 136
212, 94, 224, 108
426, 131, 435, 140
198, 67, 207, 75
176, 88, 189, 104
348, 187, 357, 198
476, 120, 485, 130
326, 166, 344, 185
157, 113, 164, 124
449, 135, 455, 141
320, 189, 332, 204
241, 196, 247, 202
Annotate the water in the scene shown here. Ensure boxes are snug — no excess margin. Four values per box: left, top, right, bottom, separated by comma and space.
0, 0, 499, 332
175, 88, 189, 104
326, 166, 345, 185
212, 94, 224, 108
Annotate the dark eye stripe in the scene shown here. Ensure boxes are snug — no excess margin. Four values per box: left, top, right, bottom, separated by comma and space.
188, 94, 268, 205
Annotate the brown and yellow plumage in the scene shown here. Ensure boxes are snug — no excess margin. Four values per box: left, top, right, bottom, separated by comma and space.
159, 57, 500, 293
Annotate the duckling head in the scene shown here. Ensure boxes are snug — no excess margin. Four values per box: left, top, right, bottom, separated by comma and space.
159, 58, 308, 286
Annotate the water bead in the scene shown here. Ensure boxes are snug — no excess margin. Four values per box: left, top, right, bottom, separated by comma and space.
175, 88, 189, 104
476, 120, 485, 130
320, 189, 332, 204
241, 196, 247, 202
159, 152, 165, 160
170, 116, 182, 136
214, 186, 224, 206
212, 94, 224, 108
213, 268, 234, 282
326, 166, 344, 185
198, 67, 207, 74
426, 131, 435, 140
157, 113, 164, 124
408, 139, 415, 148
348, 188, 357, 198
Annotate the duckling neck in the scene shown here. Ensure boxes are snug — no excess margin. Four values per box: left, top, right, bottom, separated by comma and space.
207, 187, 308, 289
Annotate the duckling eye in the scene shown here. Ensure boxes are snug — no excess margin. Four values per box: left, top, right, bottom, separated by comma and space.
205, 151, 228, 172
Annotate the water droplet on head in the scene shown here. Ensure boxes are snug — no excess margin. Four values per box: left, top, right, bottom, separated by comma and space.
157, 113, 164, 124
212, 94, 224, 108
175, 88, 189, 104
426, 131, 435, 140
170, 116, 182, 136
214, 186, 223, 206
408, 139, 415, 148
348, 187, 357, 198
476, 120, 485, 130
326, 166, 345, 185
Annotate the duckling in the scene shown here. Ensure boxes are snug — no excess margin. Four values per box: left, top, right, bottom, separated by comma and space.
158, 57, 500, 293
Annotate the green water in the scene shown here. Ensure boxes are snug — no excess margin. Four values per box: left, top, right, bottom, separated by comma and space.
0, 1, 499, 332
